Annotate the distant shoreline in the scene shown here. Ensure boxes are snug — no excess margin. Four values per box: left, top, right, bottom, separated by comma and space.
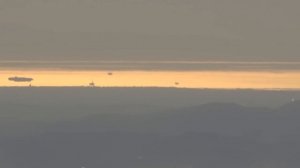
0, 86, 300, 91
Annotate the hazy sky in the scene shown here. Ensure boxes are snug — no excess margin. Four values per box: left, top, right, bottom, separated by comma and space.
1, 0, 300, 88
0, 0, 299, 64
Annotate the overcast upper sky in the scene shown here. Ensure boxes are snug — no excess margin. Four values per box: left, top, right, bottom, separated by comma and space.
0, 0, 299, 63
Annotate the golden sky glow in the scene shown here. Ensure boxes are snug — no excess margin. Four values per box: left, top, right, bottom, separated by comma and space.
1, 70, 300, 89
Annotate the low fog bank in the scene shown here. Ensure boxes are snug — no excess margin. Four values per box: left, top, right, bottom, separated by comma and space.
1, 87, 299, 108
1, 88, 300, 168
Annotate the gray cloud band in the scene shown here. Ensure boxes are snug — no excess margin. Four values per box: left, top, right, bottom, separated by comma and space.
1, 61, 300, 71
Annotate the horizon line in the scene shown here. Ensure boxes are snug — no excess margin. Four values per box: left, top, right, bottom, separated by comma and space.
1, 86, 300, 91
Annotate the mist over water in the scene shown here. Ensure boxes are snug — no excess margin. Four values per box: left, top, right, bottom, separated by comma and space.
1, 0, 300, 167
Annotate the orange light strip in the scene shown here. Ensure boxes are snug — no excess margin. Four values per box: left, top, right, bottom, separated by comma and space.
0, 70, 300, 89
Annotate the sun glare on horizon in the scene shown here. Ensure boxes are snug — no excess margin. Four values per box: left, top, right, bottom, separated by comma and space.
1, 70, 300, 89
